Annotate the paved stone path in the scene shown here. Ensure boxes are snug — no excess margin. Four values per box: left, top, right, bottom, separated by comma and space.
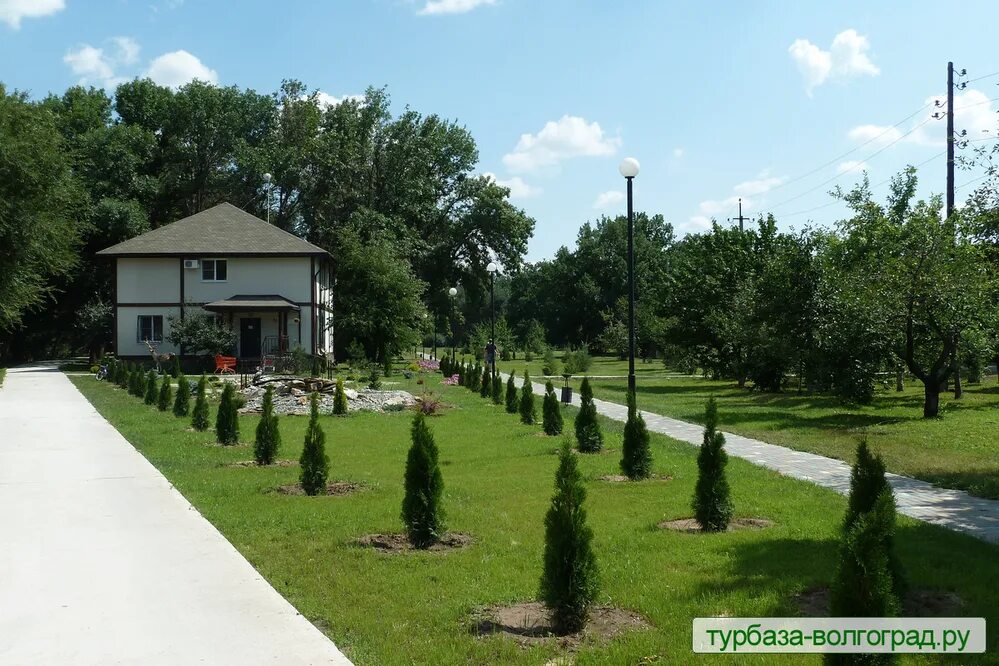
0, 365, 353, 665
508, 374, 999, 544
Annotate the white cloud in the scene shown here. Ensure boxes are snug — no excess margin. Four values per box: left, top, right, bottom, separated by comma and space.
733, 174, 785, 196
112, 36, 140, 65
418, 0, 496, 15
847, 124, 902, 145
483, 173, 541, 199
685, 216, 714, 232
63, 45, 115, 85
699, 195, 750, 216
673, 147, 684, 158
837, 160, 868, 174
315, 91, 365, 108
789, 29, 879, 95
0, 0, 64, 29
145, 50, 217, 88
592, 190, 624, 209
502, 115, 620, 174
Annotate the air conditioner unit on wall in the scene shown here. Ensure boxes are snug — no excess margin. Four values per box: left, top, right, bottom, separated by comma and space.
183, 259, 199, 269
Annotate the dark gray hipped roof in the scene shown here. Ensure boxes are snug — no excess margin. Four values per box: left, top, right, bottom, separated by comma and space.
203, 295, 301, 312
96, 202, 328, 257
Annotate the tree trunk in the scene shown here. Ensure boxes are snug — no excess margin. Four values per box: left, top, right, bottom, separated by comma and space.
923, 383, 941, 418
952, 333, 963, 399
895, 366, 904, 392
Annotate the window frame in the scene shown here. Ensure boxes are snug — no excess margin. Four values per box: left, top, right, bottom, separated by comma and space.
201, 258, 228, 282
136, 315, 164, 343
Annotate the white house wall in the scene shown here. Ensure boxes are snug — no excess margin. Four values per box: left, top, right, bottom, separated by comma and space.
183, 256, 312, 304
116, 306, 182, 358
117, 258, 179, 303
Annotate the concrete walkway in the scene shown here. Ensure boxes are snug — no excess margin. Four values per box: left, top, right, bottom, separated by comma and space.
0, 365, 352, 665
510, 374, 999, 545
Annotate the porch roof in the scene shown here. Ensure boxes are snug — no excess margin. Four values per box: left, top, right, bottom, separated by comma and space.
203, 295, 301, 312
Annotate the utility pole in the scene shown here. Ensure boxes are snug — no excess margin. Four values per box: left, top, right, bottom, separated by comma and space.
947, 62, 955, 219
728, 198, 749, 232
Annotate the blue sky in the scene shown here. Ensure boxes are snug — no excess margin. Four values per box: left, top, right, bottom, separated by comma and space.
2, 0, 997, 260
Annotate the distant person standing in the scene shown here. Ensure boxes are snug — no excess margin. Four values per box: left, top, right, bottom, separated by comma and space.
485, 339, 497, 370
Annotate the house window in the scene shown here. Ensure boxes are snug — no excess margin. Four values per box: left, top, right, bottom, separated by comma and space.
137, 315, 164, 343
202, 259, 228, 282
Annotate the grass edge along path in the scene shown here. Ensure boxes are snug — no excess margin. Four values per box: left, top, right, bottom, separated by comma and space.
68, 373, 999, 665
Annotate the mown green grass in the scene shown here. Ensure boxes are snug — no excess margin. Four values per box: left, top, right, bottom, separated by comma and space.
478, 353, 999, 500
0, 367, 6, 387
70, 373, 998, 665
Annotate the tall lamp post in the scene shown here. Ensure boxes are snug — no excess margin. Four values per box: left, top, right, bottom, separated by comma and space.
619, 157, 640, 395
263, 172, 273, 224
486, 262, 498, 378
448, 287, 458, 361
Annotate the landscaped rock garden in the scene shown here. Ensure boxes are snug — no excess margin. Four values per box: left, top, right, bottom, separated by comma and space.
237, 375, 417, 415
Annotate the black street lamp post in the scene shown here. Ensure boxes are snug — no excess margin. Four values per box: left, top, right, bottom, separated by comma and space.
486, 262, 497, 378
619, 157, 640, 395
448, 286, 458, 362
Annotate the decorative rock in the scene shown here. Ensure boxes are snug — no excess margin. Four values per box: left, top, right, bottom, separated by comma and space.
237, 378, 416, 415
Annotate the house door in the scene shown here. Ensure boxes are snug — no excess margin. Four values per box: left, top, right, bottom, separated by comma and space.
240, 318, 261, 358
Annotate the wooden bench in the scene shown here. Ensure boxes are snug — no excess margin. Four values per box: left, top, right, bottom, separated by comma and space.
214, 354, 237, 374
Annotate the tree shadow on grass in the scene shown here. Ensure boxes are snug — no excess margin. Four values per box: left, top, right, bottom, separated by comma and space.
904, 468, 999, 501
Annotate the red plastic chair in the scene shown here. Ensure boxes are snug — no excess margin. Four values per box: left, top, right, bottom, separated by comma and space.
214, 354, 236, 374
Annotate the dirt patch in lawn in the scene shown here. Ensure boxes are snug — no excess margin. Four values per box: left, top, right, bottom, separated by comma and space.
599, 474, 672, 483
794, 587, 964, 617
658, 517, 773, 533
354, 532, 473, 552
275, 481, 364, 497
227, 459, 298, 468
470, 601, 650, 649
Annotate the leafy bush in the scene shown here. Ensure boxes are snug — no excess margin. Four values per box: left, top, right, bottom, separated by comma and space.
173, 372, 190, 416
191, 375, 210, 431
254, 385, 281, 465
620, 390, 652, 479
415, 393, 445, 416
333, 377, 348, 415
540, 440, 599, 634
491, 373, 503, 405
143, 370, 158, 405
156, 374, 172, 411
165, 313, 236, 357
828, 491, 902, 642
563, 345, 592, 375
215, 382, 240, 445
542, 380, 564, 436
574, 377, 603, 453
346, 339, 367, 364
299, 393, 329, 495
402, 411, 445, 548
505, 374, 518, 413
519, 371, 537, 425
542, 347, 561, 377
692, 397, 733, 531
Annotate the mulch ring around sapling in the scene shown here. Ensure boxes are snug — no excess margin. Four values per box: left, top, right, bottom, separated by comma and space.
794, 587, 964, 618
598, 473, 672, 483
227, 459, 298, 468
354, 532, 473, 553
470, 601, 651, 649
274, 481, 365, 497
657, 517, 773, 533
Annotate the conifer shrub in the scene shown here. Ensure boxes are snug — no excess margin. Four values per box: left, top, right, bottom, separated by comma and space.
469, 363, 481, 392
156, 374, 172, 411
574, 377, 603, 453
173, 372, 190, 417
480, 367, 491, 398
542, 380, 564, 435
171, 355, 181, 378
128, 367, 142, 397
491, 373, 503, 404
518, 370, 536, 424
540, 440, 599, 635
191, 374, 210, 431
457, 361, 465, 387
215, 382, 240, 445
692, 397, 733, 531
828, 491, 902, 653
401, 411, 446, 548
143, 371, 158, 405
299, 393, 329, 495
367, 366, 382, 390
505, 374, 518, 413
254, 385, 281, 465
333, 377, 348, 415
440, 356, 449, 376
620, 390, 652, 480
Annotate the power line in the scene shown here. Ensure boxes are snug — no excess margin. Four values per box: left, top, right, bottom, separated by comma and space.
761, 102, 934, 197
956, 173, 991, 190
964, 69, 999, 84
953, 96, 999, 111
768, 116, 937, 211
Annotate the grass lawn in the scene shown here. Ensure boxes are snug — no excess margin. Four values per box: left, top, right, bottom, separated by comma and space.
471, 353, 999, 500
70, 372, 998, 665
0, 367, 6, 387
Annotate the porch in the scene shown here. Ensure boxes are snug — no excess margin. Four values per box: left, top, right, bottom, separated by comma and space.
203, 295, 301, 361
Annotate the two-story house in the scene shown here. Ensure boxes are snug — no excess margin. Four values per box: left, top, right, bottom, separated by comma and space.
97, 202, 333, 361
